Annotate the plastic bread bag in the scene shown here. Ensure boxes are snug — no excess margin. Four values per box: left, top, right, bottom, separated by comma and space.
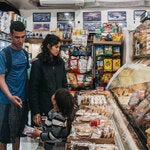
23, 125, 34, 136
95, 144, 118, 150
71, 141, 95, 150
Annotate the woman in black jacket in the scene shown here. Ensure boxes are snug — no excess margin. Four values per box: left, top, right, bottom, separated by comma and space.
29, 34, 68, 126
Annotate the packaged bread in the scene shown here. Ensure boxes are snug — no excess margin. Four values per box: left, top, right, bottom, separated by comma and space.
145, 128, 150, 148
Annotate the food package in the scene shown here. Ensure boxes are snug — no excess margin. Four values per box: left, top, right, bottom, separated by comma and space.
68, 57, 78, 72
95, 45, 104, 56
101, 73, 112, 83
78, 56, 88, 73
104, 45, 113, 55
67, 72, 78, 88
23, 125, 34, 136
104, 58, 112, 72
87, 56, 93, 72
76, 74, 84, 87
113, 59, 121, 71
97, 60, 104, 72
113, 46, 121, 56
145, 128, 150, 148
71, 141, 95, 150
83, 74, 93, 87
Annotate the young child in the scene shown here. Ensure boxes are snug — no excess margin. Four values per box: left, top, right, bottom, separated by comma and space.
28, 88, 74, 150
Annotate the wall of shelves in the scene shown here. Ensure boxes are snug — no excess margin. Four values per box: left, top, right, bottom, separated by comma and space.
93, 38, 123, 90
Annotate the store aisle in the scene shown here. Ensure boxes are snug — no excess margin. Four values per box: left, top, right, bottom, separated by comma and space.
7, 137, 44, 150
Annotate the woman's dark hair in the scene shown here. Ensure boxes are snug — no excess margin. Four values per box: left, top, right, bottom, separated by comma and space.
10, 21, 25, 34
55, 88, 74, 117
40, 34, 61, 64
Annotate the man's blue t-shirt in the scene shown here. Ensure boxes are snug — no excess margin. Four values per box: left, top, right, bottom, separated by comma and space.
0, 46, 29, 104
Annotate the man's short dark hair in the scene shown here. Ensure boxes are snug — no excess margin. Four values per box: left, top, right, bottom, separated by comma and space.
10, 21, 26, 34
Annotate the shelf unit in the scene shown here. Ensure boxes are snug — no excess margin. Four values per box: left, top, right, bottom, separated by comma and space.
93, 37, 123, 89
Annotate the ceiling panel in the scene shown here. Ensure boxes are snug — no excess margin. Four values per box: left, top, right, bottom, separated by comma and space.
5, 0, 150, 9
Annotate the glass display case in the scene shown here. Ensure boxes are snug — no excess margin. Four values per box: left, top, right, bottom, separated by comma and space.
106, 59, 150, 150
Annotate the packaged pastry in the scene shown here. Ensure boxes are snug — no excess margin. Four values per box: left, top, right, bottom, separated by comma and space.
145, 128, 150, 148
23, 125, 34, 136
75, 124, 92, 138
95, 144, 117, 150
71, 141, 95, 150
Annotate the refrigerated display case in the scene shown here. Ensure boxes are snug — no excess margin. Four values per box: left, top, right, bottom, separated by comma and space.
66, 89, 146, 150
106, 59, 150, 150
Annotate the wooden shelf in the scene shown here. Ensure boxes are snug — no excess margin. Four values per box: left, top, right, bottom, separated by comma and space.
25, 38, 43, 44
25, 38, 72, 44
133, 54, 150, 59
93, 37, 122, 45
87, 39, 93, 42
62, 39, 72, 42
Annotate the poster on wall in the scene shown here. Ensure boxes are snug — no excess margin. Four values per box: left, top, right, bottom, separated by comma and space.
83, 12, 101, 32
134, 10, 145, 20
57, 21, 74, 31
108, 11, 126, 21
83, 22, 101, 31
33, 12, 51, 22
57, 12, 75, 21
33, 23, 50, 31
83, 12, 101, 21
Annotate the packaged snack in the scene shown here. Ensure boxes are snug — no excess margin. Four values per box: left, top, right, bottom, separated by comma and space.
76, 74, 84, 87
95, 45, 104, 56
113, 46, 121, 56
68, 57, 78, 72
69, 46, 79, 56
87, 56, 93, 72
104, 45, 113, 55
113, 59, 121, 71
97, 60, 104, 72
101, 73, 112, 83
84, 74, 93, 87
104, 58, 112, 72
67, 72, 78, 88
78, 56, 88, 73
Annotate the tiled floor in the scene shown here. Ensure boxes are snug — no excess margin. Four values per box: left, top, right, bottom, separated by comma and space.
7, 137, 44, 150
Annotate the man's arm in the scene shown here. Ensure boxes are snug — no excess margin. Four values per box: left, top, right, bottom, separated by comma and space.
0, 74, 22, 107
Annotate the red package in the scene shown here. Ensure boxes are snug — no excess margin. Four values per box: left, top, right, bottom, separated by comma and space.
68, 57, 78, 72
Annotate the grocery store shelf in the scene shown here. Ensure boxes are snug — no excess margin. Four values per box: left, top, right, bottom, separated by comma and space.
93, 37, 122, 45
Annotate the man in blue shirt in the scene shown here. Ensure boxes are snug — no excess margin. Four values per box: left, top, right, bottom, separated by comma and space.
0, 21, 29, 150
